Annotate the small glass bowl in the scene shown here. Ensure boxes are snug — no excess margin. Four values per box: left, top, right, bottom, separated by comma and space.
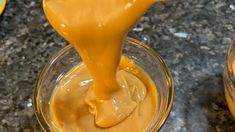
224, 39, 235, 118
34, 37, 174, 131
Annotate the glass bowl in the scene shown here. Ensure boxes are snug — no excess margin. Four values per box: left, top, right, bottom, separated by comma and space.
34, 37, 174, 131
224, 39, 235, 118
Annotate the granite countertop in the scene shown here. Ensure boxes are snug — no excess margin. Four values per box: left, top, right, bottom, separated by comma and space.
1, 0, 235, 131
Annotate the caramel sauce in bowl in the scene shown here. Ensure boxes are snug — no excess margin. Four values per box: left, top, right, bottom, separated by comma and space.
224, 39, 235, 118
34, 38, 174, 132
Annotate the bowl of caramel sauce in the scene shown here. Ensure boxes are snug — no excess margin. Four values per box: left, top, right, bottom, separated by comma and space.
34, 38, 174, 132
224, 39, 235, 118
35, 0, 173, 131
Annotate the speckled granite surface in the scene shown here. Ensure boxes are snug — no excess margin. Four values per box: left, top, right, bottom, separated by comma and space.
0, 0, 235, 131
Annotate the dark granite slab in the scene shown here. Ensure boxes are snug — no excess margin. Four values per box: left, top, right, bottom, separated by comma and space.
0, 0, 235, 131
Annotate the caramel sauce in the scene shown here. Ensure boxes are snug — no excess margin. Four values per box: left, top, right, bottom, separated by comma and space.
50, 57, 158, 131
43, 0, 160, 131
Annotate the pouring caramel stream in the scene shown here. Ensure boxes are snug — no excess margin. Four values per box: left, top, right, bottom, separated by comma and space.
43, 0, 160, 131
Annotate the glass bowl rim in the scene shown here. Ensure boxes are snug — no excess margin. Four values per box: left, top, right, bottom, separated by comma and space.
33, 37, 174, 131
224, 39, 235, 96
